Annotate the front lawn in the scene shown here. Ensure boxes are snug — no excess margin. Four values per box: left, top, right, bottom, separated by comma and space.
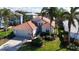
0, 29, 13, 46
18, 38, 68, 51
0, 29, 13, 39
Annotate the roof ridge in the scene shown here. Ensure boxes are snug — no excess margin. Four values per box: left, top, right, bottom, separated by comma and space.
27, 21, 33, 30
42, 17, 50, 23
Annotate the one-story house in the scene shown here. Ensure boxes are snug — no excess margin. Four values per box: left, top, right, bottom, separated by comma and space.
13, 21, 37, 39
13, 16, 55, 39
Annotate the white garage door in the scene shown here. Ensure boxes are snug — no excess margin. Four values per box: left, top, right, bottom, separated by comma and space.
14, 30, 32, 38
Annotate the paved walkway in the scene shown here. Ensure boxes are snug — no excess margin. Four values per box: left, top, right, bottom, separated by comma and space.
0, 37, 31, 51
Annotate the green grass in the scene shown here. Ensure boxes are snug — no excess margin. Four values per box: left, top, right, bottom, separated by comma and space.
0, 29, 13, 45
18, 38, 68, 51
0, 29, 13, 39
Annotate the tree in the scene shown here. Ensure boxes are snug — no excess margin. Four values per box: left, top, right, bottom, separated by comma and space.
31, 37, 43, 47
62, 7, 79, 43
41, 7, 58, 38
0, 8, 14, 31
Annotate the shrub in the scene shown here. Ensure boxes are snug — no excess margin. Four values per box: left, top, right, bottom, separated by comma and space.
40, 32, 50, 37
45, 36, 54, 41
74, 40, 79, 46
31, 37, 43, 47
7, 31, 15, 39
67, 43, 77, 51
0, 29, 14, 39
40, 32, 46, 37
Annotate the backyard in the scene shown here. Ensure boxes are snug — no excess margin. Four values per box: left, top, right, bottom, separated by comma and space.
18, 37, 68, 51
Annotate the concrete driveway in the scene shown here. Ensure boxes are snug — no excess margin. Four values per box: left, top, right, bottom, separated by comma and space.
0, 37, 31, 51
0, 39, 22, 51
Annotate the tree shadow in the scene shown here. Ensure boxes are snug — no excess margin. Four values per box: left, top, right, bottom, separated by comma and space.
57, 34, 69, 51
18, 43, 41, 51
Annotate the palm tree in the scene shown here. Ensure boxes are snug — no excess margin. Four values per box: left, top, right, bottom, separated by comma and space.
0, 8, 14, 31
41, 7, 58, 38
62, 7, 79, 43
41, 7, 50, 20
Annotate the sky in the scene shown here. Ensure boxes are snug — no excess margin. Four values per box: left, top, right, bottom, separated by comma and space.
0, 7, 43, 13
0, 7, 71, 13
1, 7, 77, 14
7, 7, 43, 13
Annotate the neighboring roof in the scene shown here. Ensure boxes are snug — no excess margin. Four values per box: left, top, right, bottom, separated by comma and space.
42, 17, 50, 23
14, 21, 37, 31
63, 19, 79, 40
32, 16, 55, 28
43, 17, 55, 28
42, 23, 50, 28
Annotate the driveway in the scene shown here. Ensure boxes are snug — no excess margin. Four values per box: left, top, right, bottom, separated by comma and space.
0, 37, 31, 51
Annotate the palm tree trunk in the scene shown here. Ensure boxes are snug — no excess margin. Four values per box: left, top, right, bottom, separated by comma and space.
4, 17, 8, 32
50, 20, 52, 37
68, 31, 70, 43
68, 23, 71, 44
78, 24, 79, 33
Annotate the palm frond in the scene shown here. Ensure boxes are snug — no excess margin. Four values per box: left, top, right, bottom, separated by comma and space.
74, 12, 79, 15
61, 12, 70, 19
75, 17, 79, 23
71, 19, 76, 27
73, 7, 79, 12
62, 12, 70, 16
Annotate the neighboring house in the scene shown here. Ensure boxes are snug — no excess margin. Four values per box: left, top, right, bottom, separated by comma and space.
63, 19, 78, 33
9, 12, 23, 26
15, 12, 23, 24
32, 16, 55, 33
13, 21, 37, 39
63, 19, 79, 40
0, 17, 5, 28
42, 22, 54, 33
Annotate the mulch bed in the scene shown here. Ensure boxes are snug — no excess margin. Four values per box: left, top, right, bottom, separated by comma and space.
0, 39, 9, 46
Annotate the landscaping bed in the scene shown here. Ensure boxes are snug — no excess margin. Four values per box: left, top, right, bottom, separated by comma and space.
18, 37, 68, 51
0, 39, 9, 46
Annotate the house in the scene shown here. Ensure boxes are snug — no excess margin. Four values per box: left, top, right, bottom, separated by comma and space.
63, 19, 79, 40
13, 21, 37, 39
9, 12, 23, 26
32, 16, 55, 33
63, 19, 78, 33
42, 22, 54, 33
13, 16, 55, 39
0, 17, 5, 28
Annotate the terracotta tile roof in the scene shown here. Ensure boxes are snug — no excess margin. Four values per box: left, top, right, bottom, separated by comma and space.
39, 16, 55, 28
42, 22, 55, 28
14, 21, 37, 31
43, 23, 50, 28
42, 17, 50, 23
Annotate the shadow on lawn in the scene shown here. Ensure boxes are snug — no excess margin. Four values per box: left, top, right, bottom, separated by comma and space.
18, 43, 40, 51
56, 35, 69, 51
